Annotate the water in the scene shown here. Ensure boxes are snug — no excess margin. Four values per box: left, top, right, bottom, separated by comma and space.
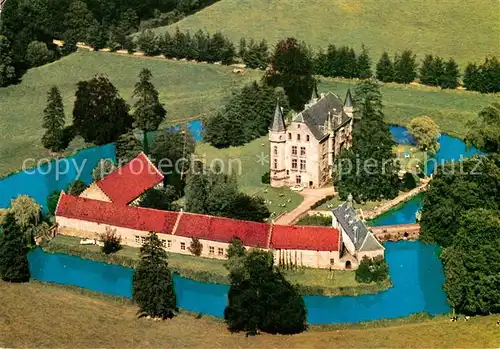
0, 144, 116, 213
369, 194, 423, 226
28, 241, 449, 324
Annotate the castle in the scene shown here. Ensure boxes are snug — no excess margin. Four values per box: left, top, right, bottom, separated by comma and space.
269, 90, 354, 188
54, 153, 383, 270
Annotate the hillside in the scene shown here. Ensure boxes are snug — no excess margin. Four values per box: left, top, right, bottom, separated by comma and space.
153, 0, 500, 67
1, 281, 499, 348
0, 50, 260, 178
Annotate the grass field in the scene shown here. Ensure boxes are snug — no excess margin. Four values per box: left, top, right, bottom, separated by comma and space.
0, 50, 261, 178
196, 136, 304, 217
153, 0, 500, 68
2, 280, 499, 348
47, 235, 385, 296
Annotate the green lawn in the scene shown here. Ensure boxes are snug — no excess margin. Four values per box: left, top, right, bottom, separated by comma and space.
196, 136, 304, 217
47, 235, 386, 296
2, 280, 499, 348
0, 50, 261, 178
153, 0, 500, 68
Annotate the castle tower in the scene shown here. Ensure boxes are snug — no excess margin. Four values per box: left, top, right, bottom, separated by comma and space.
269, 99, 287, 187
344, 88, 354, 118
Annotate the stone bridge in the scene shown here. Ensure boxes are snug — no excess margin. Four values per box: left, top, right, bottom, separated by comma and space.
370, 223, 420, 241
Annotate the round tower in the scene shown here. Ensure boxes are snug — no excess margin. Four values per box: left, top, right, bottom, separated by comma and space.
269, 99, 287, 187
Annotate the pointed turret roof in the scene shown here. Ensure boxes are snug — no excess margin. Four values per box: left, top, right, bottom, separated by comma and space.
344, 88, 353, 108
270, 98, 285, 132
310, 82, 319, 102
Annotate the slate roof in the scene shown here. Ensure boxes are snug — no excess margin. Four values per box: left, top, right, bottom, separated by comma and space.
332, 202, 370, 250
293, 92, 352, 140
270, 224, 340, 251
359, 233, 384, 252
96, 152, 164, 205
269, 98, 285, 132
344, 88, 353, 108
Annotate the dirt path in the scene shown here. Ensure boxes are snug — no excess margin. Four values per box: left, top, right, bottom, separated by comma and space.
274, 187, 335, 225
362, 178, 430, 220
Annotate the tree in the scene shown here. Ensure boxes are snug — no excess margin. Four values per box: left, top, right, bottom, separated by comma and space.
265, 37, 315, 111
408, 116, 440, 154
357, 45, 372, 79
42, 86, 66, 152
86, 21, 108, 51
462, 57, 500, 93
463, 63, 480, 92
99, 227, 122, 254
441, 209, 500, 315
466, 103, 500, 153
242, 39, 269, 70
204, 82, 288, 148
139, 186, 179, 211
67, 180, 88, 196
441, 58, 460, 89
419, 54, 436, 86
92, 159, 116, 181
133, 232, 177, 319
137, 29, 159, 56
73, 75, 133, 145
150, 129, 196, 192
47, 191, 61, 216
9, 195, 41, 235
224, 250, 306, 335
419, 155, 500, 247
334, 80, 399, 201
375, 51, 393, 83
401, 172, 417, 191
226, 238, 246, 260
393, 50, 417, 84
115, 132, 143, 164
26, 41, 51, 67
0, 213, 30, 283
133, 68, 167, 152
63, 0, 95, 43
188, 237, 203, 256
0, 35, 16, 87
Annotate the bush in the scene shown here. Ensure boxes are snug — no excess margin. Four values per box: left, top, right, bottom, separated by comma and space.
47, 191, 61, 216
311, 194, 336, 209
137, 29, 159, 56
355, 256, 389, 283
261, 171, 270, 184
99, 227, 122, 254
26, 41, 51, 67
401, 172, 417, 191
67, 180, 88, 196
296, 215, 332, 226
188, 237, 203, 256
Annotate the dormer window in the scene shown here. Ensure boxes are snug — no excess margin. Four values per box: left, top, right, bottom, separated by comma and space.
306, 135, 310, 142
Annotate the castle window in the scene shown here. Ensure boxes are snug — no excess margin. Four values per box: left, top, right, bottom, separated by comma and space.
296, 175, 301, 184
134, 235, 140, 244
291, 146, 297, 155
218, 247, 224, 256
300, 159, 306, 171
180, 242, 186, 250
273, 159, 277, 169
306, 135, 310, 142
300, 147, 306, 156
288, 133, 292, 140
140, 236, 146, 244
297, 134, 301, 141
167, 240, 172, 249
161, 239, 167, 248
292, 159, 298, 169
209, 246, 215, 255
273, 146, 277, 155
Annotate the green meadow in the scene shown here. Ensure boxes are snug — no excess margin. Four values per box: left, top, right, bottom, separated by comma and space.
153, 0, 500, 67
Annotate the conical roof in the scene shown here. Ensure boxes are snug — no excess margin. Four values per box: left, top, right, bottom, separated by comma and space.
344, 88, 353, 108
270, 98, 285, 132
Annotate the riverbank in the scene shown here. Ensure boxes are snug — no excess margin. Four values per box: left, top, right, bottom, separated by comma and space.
43, 235, 390, 297
2, 280, 498, 348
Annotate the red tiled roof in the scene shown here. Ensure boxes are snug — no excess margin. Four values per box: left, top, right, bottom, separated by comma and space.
270, 225, 340, 251
96, 153, 164, 205
175, 212, 270, 248
56, 193, 179, 233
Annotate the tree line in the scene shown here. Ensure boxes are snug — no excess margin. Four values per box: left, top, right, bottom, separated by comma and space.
0, 0, 220, 85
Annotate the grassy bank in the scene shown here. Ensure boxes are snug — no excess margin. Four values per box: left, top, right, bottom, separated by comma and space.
153, 0, 500, 68
2, 280, 499, 348
44, 235, 390, 296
